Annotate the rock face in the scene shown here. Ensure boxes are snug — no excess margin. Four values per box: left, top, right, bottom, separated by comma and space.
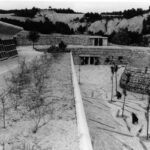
88, 20, 107, 34
0, 21, 23, 39
87, 13, 150, 35
33, 10, 150, 34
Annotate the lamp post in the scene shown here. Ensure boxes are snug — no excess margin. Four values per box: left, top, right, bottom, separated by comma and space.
79, 60, 81, 84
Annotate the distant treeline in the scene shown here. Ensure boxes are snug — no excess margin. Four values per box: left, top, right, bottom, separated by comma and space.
50, 8, 81, 14
0, 7, 39, 18
102, 7, 150, 18
109, 29, 146, 46
78, 7, 150, 22
0, 18, 74, 34
1, 6, 150, 20
143, 15, 150, 35
0, 7, 80, 17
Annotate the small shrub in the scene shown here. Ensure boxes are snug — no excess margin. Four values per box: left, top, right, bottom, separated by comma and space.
59, 41, 67, 50
105, 57, 110, 64
27, 31, 40, 49
47, 45, 60, 53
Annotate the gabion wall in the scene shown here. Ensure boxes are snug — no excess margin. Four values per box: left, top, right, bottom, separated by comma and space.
120, 66, 150, 94
0, 39, 18, 60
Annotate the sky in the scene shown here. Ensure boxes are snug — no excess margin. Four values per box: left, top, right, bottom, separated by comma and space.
0, 0, 150, 13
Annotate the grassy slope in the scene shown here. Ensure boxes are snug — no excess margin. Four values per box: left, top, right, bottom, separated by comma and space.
0, 21, 23, 39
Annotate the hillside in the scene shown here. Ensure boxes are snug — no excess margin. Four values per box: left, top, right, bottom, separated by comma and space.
0, 10, 84, 24
1, 8, 150, 45
34, 9, 84, 23
87, 13, 150, 35
0, 9, 149, 35
0, 21, 23, 39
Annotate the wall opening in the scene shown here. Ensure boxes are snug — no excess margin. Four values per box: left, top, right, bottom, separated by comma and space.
80, 56, 100, 65
99, 39, 102, 46
85, 57, 89, 65
94, 38, 98, 46
90, 57, 94, 64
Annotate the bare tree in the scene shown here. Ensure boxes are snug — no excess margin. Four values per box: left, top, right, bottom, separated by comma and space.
78, 50, 81, 84
6, 58, 30, 110
122, 72, 131, 117
27, 31, 40, 49
146, 94, 150, 140
0, 90, 7, 128
5, 54, 52, 133
114, 64, 119, 94
110, 65, 115, 102
25, 56, 51, 133
142, 66, 148, 100
144, 66, 150, 140
122, 88, 127, 117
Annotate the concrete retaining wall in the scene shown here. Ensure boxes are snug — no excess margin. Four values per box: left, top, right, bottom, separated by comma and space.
71, 47, 132, 65
70, 46, 150, 67
16, 34, 108, 46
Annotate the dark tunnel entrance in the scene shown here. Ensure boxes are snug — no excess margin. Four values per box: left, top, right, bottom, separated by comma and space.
80, 56, 100, 65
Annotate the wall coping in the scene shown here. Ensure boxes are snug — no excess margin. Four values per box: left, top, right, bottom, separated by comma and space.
70, 52, 93, 150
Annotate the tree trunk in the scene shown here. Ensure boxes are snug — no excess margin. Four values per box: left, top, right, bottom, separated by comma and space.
122, 94, 126, 117
111, 75, 113, 102
2, 143, 5, 150
147, 97, 150, 140
79, 63, 80, 84
115, 72, 117, 94
2, 101, 5, 128
142, 94, 144, 101
33, 42, 34, 49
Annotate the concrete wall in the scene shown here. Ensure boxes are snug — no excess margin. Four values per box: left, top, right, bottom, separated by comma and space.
70, 46, 150, 67
103, 38, 108, 46
70, 53, 93, 150
70, 47, 132, 65
16, 34, 108, 46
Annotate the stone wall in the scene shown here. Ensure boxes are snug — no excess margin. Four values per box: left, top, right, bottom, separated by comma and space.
16, 34, 108, 46
103, 38, 108, 46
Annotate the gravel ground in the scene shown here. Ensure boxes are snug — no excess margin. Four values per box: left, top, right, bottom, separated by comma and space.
0, 47, 79, 150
